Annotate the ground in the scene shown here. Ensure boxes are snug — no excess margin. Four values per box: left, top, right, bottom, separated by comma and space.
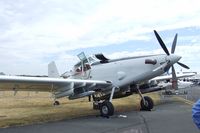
0, 86, 199, 133
0, 91, 159, 127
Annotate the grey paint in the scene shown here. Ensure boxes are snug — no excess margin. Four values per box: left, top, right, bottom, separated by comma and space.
90, 54, 181, 88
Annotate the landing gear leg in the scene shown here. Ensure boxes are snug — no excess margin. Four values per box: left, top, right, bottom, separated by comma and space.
136, 85, 154, 111
53, 94, 59, 106
88, 95, 91, 102
94, 87, 116, 117
51, 84, 60, 106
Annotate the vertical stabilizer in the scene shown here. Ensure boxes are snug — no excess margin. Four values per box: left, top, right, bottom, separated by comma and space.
48, 61, 60, 78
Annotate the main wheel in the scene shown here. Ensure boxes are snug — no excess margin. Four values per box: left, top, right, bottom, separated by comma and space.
100, 101, 114, 117
140, 96, 154, 111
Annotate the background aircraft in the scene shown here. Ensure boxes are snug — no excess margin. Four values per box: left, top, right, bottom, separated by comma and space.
187, 74, 200, 85
149, 72, 195, 94
0, 30, 190, 117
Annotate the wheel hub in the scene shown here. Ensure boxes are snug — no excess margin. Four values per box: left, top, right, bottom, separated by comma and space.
102, 106, 108, 115
144, 100, 149, 107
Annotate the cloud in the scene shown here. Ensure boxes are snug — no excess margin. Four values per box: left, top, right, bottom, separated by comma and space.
0, 0, 200, 74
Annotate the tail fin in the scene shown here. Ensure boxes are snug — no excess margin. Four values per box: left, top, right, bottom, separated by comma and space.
48, 61, 60, 78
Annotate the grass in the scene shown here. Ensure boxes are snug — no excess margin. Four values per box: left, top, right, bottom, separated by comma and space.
0, 91, 161, 128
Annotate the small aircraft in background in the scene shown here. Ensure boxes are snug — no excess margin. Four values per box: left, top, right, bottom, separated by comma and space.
187, 74, 200, 85
149, 72, 195, 95
129, 72, 195, 95
0, 30, 190, 117
161, 80, 194, 95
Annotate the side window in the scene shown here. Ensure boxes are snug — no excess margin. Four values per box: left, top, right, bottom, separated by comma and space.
74, 63, 91, 73
82, 63, 91, 71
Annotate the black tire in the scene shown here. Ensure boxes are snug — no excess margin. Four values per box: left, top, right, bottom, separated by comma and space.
140, 96, 154, 111
100, 101, 114, 117
53, 100, 60, 106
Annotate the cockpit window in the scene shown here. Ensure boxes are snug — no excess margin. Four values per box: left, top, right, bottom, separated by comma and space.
74, 63, 91, 72
85, 63, 91, 70
88, 56, 98, 64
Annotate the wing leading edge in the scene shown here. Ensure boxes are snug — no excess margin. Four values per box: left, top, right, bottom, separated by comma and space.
0, 75, 112, 99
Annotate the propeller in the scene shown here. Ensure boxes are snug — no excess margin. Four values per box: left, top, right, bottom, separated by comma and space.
171, 65, 177, 89
177, 62, 190, 69
154, 30, 190, 90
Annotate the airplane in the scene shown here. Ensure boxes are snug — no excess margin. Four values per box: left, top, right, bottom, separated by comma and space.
151, 73, 195, 95
0, 30, 190, 117
187, 74, 200, 85
151, 80, 193, 90
151, 72, 195, 88
132, 72, 195, 95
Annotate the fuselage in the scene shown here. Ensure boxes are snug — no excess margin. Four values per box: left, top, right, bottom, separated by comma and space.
90, 54, 180, 88
68, 53, 181, 93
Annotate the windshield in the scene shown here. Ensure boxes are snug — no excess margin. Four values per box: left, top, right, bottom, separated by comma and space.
87, 56, 98, 64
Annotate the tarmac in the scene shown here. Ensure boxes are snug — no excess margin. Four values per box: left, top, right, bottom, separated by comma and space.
0, 86, 200, 133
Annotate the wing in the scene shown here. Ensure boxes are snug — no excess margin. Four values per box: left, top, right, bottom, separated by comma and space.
0, 75, 112, 99
151, 73, 195, 81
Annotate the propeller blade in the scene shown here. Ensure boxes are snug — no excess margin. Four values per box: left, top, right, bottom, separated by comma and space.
172, 65, 177, 80
154, 30, 170, 55
177, 62, 190, 69
171, 65, 178, 90
171, 34, 178, 54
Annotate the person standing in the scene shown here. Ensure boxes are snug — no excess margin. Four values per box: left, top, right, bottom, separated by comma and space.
192, 99, 200, 129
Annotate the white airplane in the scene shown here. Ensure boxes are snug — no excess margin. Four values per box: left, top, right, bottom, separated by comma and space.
151, 72, 194, 88
157, 80, 193, 95
0, 30, 190, 117
135, 72, 195, 95
160, 80, 193, 89
187, 74, 200, 85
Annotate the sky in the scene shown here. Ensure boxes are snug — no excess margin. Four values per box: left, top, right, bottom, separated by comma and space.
0, 0, 200, 75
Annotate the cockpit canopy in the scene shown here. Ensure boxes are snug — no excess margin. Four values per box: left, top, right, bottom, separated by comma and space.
73, 53, 110, 72
73, 62, 91, 73
62, 53, 109, 78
